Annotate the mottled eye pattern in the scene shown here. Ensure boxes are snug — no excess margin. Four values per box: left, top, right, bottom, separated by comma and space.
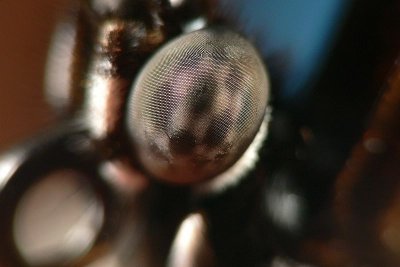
126, 27, 269, 184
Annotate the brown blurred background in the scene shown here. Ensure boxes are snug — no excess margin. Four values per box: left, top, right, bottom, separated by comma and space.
0, 0, 68, 150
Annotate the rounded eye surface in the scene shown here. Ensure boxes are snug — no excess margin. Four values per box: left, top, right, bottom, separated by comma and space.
126, 27, 269, 184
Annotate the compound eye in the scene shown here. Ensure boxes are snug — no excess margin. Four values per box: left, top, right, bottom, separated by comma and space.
126, 27, 269, 184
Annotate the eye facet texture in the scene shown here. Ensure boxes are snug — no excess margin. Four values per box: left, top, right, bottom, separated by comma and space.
127, 27, 269, 184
